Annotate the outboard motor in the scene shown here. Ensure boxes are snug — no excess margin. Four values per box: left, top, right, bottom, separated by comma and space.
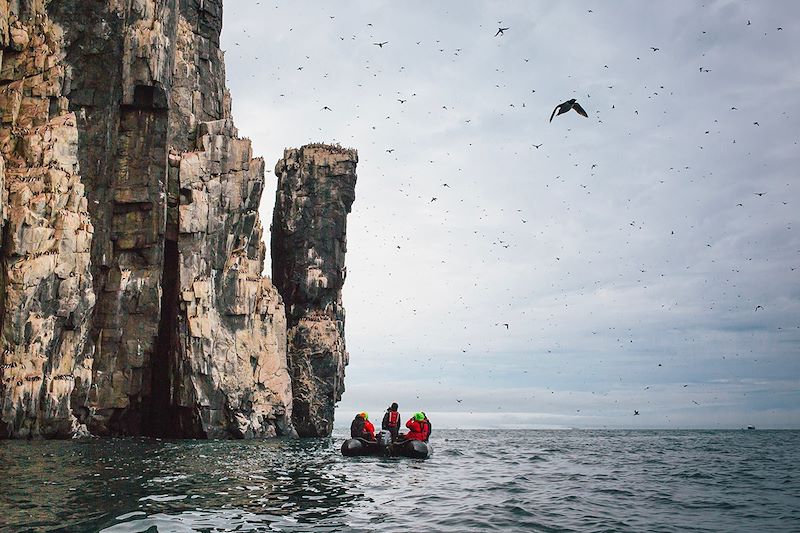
378, 430, 392, 448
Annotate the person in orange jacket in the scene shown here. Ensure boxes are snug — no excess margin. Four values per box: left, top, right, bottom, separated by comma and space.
350, 412, 375, 441
403, 412, 430, 442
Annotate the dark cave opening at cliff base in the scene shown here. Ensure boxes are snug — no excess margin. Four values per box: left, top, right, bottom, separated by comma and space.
143, 238, 178, 437
143, 239, 201, 438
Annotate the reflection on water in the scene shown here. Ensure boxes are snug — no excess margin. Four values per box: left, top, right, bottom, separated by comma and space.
1, 430, 798, 532
1, 437, 363, 531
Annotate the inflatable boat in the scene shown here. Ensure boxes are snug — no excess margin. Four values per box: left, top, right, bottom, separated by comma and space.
341, 431, 432, 459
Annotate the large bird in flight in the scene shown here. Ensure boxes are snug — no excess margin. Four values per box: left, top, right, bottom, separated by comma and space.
549, 99, 588, 122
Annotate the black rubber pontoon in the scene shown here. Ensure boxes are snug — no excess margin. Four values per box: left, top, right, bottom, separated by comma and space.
396, 439, 432, 459
341, 435, 432, 459
341, 437, 381, 456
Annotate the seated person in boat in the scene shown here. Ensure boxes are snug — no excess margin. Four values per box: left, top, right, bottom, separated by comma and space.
381, 402, 401, 441
350, 412, 376, 441
421, 412, 431, 440
401, 412, 431, 442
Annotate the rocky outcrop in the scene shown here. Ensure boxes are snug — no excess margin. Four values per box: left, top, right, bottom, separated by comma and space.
0, 1, 96, 438
272, 144, 358, 437
0, 0, 293, 439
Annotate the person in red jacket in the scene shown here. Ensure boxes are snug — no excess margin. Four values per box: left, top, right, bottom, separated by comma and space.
403, 412, 430, 442
421, 412, 432, 441
350, 412, 376, 441
361, 412, 376, 440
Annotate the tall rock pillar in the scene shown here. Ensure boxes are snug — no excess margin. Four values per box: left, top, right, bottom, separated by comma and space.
272, 145, 357, 437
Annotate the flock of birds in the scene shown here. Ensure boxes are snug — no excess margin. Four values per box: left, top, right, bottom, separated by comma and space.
224, 4, 797, 426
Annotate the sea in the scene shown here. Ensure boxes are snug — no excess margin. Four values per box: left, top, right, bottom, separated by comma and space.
1, 430, 797, 532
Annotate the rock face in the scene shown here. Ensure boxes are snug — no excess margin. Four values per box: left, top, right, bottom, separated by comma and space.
0, 1, 96, 438
272, 145, 358, 437
0, 0, 293, 439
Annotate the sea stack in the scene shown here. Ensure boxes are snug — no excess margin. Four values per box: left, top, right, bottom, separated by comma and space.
272, 145, 358, 437
0, 0, 294, 439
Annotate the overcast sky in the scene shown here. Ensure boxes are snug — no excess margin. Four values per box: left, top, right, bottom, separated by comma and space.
220, 0, 799, 429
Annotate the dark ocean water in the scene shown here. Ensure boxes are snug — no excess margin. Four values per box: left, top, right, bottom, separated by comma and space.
1, 430, 798, 532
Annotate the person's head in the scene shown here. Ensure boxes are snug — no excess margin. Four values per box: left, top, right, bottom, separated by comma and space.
414, 412, 425, 421
390, 402, 398, 411
360, 412, 369, 420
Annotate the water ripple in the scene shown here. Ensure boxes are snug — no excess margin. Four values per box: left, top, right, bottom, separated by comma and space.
0, 430, 798, 532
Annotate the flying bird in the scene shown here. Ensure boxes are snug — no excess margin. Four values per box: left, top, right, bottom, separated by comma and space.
373, 41, 388, 47
494, 27, 509, 37
532, 143, 543, 149
634, 410, 640, 416
321, 106, 332, 111
755, 305, 764, 311
549, 99, 588, 122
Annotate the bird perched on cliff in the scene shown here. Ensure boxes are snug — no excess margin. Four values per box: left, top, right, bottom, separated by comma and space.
549, 99, 589, 122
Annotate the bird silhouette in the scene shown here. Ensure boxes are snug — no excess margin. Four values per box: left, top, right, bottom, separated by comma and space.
634, 410, 640, 416
321, 106, 332, 111
373, 41, 388, 48
549, 99, 588, 122
755, 305, 764, 311
532, 143, 543, 149
494, 27, 509, 37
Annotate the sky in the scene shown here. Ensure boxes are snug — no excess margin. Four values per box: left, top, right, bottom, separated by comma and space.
219, 0, 800, 429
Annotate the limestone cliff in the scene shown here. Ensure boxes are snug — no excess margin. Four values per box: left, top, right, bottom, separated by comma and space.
272, 145, 358, 437
0, 0, 293, 439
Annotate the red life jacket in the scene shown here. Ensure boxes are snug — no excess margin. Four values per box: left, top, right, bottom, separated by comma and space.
363, 420, 376, 440
405, 419, 426, 441
420, 420, 431, 441
387, 411, 399, 428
